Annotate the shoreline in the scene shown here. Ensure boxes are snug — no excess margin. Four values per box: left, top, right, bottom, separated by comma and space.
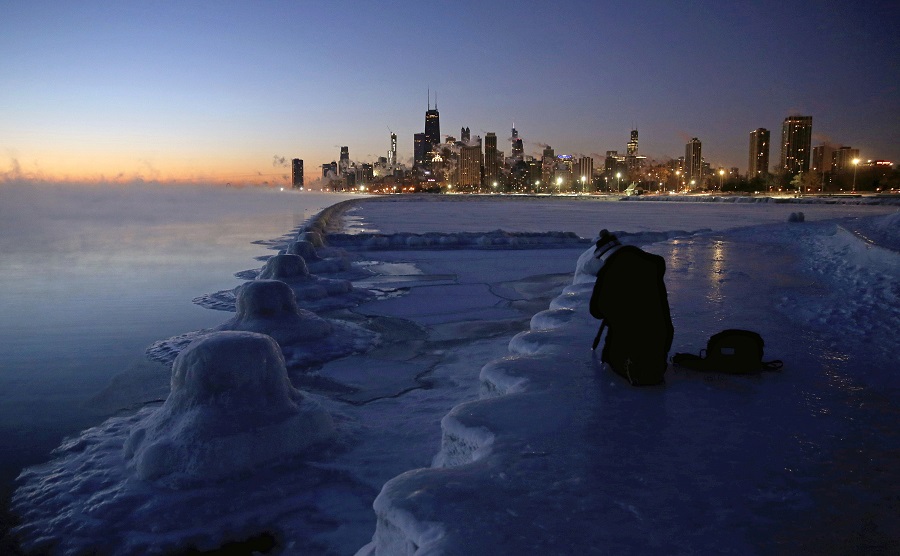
5, 196, 898, 553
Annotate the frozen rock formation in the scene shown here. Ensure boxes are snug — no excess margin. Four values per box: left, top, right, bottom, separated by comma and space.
284, 239, 352, 274
126, 331, 335, 484
258, 254, 352, 297
13, 331, 341, 554
148, 280, 376, 368
225, 279, 333, 344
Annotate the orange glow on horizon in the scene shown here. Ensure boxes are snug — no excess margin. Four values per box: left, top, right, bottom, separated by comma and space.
0, 151, 303, 187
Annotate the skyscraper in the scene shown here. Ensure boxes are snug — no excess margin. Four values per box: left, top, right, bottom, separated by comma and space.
511, 125, 524, 160
627, 129, 638, 156
339, 146, 350, 175
576, 156, 594, 191
424, 93, 440, 152
748, 128, 770, 178
458, 138, 483, 189
388, 133, 397, 166
484, 132, 499, 186
413, 133, 426, 169
781, 115, 812, 175
685, 138, 702, 184
541, 145, 555, 186
291, 158, 304, 189
831, 146, 860, 173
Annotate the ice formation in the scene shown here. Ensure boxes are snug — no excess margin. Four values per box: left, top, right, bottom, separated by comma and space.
127, 331, 334, 484
147, 279, 376, 368
283, 239, 352, 274
259, 254, 353, 297
194, 252, 369, 314
358, 210, 900, 555
13, 331, 339, 554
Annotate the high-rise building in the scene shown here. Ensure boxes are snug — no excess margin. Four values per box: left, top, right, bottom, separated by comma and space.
414, 133, 427, 169
458, 138, 483, 189
291, 159, 304, 189
460, 127, 471, 143
511, 125, 524, 160
627, 129, 638, 156
484, 132, 499, 186
424, 94, 441, 152
388, 133, 397, 166
576, 156, 594, 191
685, 138, 702, 184
781, 115, 812, 175
748, 128, 770, 178
541, 145, 555, 186
812, 144, 833, 175
831, 146, 860, 173
339, 146, 350, 174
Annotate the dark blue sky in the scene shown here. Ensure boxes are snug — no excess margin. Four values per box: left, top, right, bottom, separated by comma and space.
2, 0, 897, 184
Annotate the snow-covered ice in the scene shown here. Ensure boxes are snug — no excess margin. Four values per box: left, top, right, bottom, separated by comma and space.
12, 331, 337, 554
146, 278, 376, 370
10, 194, 900, 554
127, 331, 335, 484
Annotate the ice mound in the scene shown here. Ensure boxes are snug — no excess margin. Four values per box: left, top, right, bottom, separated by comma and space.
148, 280, 377, 368
13, 331, 342, 554
259, 254, 353, 297
194, 258, 370, 314
126, 331, 334, 484
283, 239, 352, 274
229, 280, 333, 343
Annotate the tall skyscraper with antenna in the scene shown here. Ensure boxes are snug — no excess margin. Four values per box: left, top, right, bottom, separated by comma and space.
424, 90, 441, 152
511, 124, 524, 160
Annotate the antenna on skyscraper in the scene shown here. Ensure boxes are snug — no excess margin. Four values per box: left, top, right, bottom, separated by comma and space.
428, 88, 431, 110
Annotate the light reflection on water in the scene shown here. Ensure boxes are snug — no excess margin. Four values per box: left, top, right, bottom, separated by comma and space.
0, 184, 355, 486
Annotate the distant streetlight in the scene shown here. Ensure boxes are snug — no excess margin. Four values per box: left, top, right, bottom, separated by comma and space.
718, 168, 725, 190
616, 172, 622, 193
581, 175, 586, 194
674, 170, 681, 191
852, 158, 860, 192
556, 176, 563, 194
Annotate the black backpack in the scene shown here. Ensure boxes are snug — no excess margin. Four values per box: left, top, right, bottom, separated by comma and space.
589, 239, 674, 386
673, 329, 783, 374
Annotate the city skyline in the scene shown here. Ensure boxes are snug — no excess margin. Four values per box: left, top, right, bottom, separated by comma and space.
2, 1, 897, 186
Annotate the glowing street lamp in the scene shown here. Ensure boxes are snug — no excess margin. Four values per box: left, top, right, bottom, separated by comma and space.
616, 172, 622, 193
556, 176, 563, 194
852, 158, 860, 192
580, 175, 586, 194
674, 170, 681, 190
718, 168, 725, 190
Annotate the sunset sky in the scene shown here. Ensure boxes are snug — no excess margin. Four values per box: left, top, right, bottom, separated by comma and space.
2, 0, 897, 186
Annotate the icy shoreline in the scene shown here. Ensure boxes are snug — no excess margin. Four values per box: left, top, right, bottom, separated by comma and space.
8, 196, 899, 554
348, 202, 900, 554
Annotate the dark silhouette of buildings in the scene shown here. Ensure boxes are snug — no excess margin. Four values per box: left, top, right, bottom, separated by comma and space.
685, 137, 702, 184
748, 128, 770, 178
291, 159, 304, 188
781, 115, 812, 175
